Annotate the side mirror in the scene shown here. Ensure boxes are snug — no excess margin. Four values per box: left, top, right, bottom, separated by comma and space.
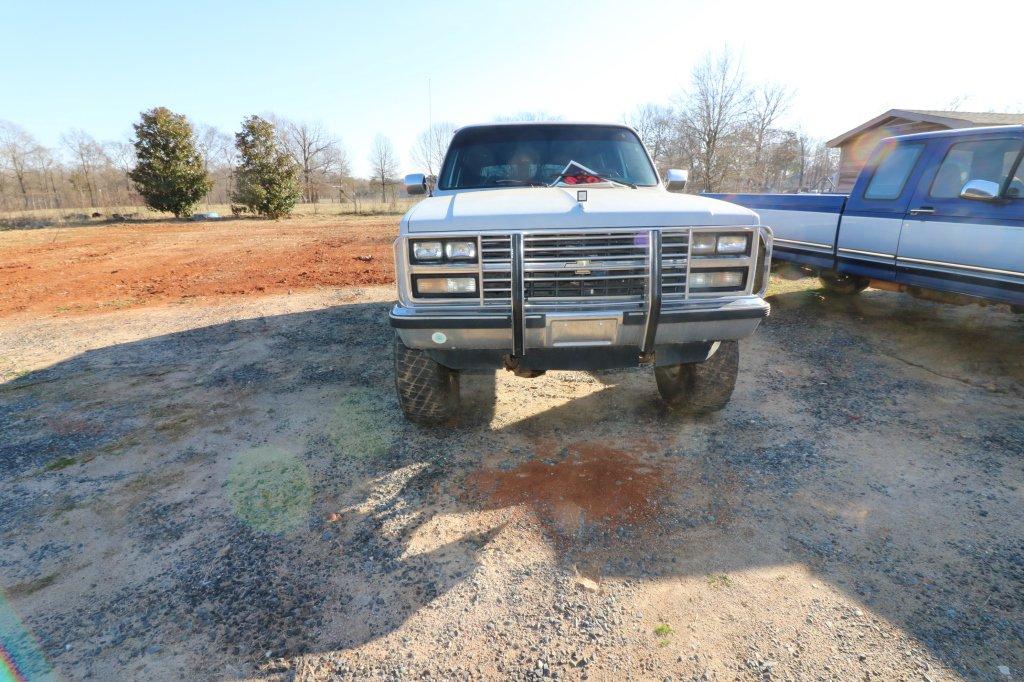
960, 179, 1000, 202
665, 168, 688, 193
404, 173, 428, 196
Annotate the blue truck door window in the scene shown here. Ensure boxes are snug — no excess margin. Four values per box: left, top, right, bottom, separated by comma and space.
897, 136, 1024, 303
864, 144, 924, 200
836, 141, 926, 280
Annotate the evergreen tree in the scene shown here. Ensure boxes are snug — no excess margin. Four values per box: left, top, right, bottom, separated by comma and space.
232, 116, 300, 218
129, 107, 211, 217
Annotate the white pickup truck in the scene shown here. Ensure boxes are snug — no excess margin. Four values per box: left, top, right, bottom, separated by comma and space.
390, 123, 773, 424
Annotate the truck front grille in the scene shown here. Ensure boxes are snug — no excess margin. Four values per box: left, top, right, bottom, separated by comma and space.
481, 235, 513, 305
449, 227, 741, 307
522, 232, 649, 303
661, 230, 690, 299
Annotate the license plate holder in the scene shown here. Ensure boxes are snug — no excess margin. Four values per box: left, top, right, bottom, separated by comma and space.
549, 317, 617, 346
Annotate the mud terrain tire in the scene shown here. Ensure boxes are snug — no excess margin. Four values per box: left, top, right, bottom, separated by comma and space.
819, 271, 870, 295
655, 340, 738, 413
394, 335, 460, 425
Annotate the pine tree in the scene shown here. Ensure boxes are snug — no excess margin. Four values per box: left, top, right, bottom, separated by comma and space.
129, 107, 211, 217
232, 116, 300, 219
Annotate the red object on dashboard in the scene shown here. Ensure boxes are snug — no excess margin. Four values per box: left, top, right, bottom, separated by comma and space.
562, 174, 604, 185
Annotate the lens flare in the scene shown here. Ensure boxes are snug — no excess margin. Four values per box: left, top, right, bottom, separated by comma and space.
1, 591, 53, 682
227, 446, 312, 534
324, 388, 397, 460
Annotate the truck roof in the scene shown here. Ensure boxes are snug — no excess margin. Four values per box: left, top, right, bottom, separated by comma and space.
453, 121, 639, 135
885, 124, 1024, 143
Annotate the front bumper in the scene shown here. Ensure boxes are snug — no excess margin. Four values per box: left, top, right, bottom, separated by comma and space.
390, 296, 770, 369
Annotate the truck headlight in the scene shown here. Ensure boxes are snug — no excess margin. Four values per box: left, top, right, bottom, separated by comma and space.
692, 233, 717, 254
444, 240, 477, 261
715, 234, 749, 254
411, 240, 444, 261
689, 269, 745, 290
413, 275, 478, 297
691, 233, 750, 255
410, 239, 479, 263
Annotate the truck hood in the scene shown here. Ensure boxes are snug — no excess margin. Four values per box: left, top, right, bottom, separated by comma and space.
404, 187, 758, 233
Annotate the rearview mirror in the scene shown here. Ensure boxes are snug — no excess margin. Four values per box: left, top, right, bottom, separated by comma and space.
405, 173, 428, 196
960, 179, 1000, 202
665, 169, 688, 193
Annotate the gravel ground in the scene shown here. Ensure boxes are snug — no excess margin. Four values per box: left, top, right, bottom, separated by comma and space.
0, 281, 1021, 681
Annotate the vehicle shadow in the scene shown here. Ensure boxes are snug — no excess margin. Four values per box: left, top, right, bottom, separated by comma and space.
0, 289, 1021, 679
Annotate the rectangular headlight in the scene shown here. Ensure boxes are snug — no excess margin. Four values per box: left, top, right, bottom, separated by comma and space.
692, 233, 717, 254
413, 275, 478, 297
444, 240, 477, 261
411, 240, 443, 261
716, 234, 749, 254
689, 269, 746, 290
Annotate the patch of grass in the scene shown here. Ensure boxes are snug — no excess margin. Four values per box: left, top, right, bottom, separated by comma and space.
44, 456, 76, 471
653, 622, 674, 647
706, 573, 731, 588
6, 573, 58, 598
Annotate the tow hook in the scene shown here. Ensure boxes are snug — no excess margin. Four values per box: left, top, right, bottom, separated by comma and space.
503, 355, 545, 378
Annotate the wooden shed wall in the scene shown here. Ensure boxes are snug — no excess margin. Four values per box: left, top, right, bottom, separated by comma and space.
835, 120, 948, 192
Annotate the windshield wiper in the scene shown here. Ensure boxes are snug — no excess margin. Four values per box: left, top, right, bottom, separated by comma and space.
489, 179, 546, 187
601, 176, 638, 189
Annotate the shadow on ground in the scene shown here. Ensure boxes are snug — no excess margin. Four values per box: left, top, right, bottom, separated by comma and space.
1, 287, 1021, 679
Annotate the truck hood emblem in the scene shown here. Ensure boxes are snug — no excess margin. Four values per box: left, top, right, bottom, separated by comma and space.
570, 259, 592, 275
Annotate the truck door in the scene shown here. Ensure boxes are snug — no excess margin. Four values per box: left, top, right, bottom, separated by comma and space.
836, 140, 927, 280
897, 134, 1024, 304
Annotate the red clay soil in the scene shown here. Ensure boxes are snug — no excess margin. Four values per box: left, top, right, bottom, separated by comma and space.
468, 442, 671, 536
0, 216, 398, 317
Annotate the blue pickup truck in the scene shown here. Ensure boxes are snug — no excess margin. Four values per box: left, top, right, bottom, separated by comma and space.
710, 125, 1024, 307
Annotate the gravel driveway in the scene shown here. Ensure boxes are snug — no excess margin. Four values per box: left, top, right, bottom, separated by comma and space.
1, 282, 1021, 681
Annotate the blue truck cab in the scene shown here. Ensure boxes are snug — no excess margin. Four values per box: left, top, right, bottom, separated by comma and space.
710, 125, 1024, 306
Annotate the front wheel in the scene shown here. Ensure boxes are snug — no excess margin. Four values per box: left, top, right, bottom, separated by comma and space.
655, 341, 738, 414
393, 335, 460, 425
819, 271, 870, 295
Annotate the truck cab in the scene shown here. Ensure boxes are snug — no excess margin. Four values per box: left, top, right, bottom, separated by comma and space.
390, 123, 773, 424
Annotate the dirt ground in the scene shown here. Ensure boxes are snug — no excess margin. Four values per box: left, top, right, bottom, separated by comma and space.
1, 218, 1022, 681
0, 216, 395, 317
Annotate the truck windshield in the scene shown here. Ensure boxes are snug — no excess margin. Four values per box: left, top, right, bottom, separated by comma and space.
437, 124, 659, 190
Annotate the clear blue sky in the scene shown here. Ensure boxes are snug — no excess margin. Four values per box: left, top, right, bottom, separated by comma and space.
2, 0, 1020, 176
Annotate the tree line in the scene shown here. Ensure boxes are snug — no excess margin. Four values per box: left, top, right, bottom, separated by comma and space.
629, 51, 838, 194
0, 110, 403, 217
0, 50, 839, 215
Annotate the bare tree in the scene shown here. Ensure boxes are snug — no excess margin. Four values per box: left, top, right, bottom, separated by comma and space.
102, 140, 138, 206
368, 134, 398, 203
744, 83, 792, 191
0, 121, 41, 209
194, 124, 236, 204
678, 50, 751, 192
410, 122, 456, 180
627, 104, 676, 172
61, 129, 106, 207
194, 124, 234, 171
278, 119, 348, 204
